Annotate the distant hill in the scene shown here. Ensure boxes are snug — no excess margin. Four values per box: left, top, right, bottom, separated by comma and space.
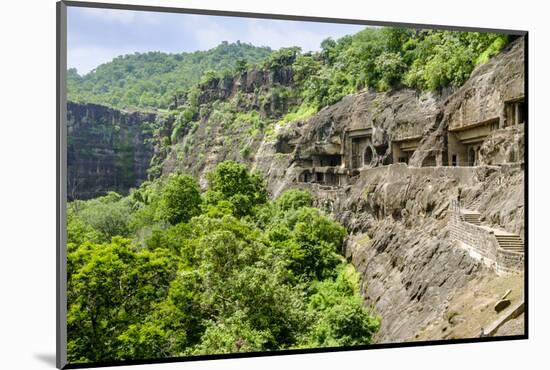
67, 41, 273, 110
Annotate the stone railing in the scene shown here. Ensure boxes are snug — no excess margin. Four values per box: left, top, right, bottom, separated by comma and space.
496, 249, 524, 274
448, 199, 523, 273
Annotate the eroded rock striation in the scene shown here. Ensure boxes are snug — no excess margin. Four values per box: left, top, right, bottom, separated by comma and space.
67, 102, 157, 199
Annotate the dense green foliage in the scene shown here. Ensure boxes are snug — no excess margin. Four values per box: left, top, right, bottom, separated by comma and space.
68, 28, 511, 114
67, 41, 272, 109
292, 28, 510, 109
67, 161, 380, 363
155, 174, 201, 225
205, 161, 267, 217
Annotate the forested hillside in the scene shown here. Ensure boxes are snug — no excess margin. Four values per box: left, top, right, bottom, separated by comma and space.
68, 28, 511, 112
67, 162, 380, 362
67, 41, 272, 109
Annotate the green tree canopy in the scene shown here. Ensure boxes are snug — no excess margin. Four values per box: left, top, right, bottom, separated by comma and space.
66, 163, 381, 363
156, 174, 202, 225
205, 160, 267, 217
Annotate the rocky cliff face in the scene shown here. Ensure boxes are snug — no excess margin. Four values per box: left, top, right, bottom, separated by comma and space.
252, 88, 443, 197
338, 164, 521, 342
245, 38, 525, 342
162, 64, 297, 188
444, 38, 524, 132
67, 37, 525, 342
67, 102, 157, 199
250, 159, 523, 342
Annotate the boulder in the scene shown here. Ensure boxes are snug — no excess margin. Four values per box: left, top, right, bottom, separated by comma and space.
494, 299, 512, 313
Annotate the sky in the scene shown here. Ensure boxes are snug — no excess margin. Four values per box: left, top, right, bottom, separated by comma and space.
67, 7, 366, 75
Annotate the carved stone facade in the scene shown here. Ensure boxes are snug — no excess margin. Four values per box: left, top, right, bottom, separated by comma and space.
289, 38, 525, 187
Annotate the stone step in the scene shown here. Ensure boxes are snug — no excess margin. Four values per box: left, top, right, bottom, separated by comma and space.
495, 236, 523, 241
501, 249, 524, 253
495, 234, 524, 253
462, 213, 481, 226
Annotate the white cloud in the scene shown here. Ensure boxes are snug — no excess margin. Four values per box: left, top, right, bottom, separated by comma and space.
244, 19, 327, 51
76, 7, 161, 25
178, 15, 238, 50
176, 16, 333, 52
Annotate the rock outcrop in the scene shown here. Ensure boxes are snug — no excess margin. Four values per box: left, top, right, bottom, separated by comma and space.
443, 38, 525, 132
67, 102, 157, 199
277, 163, 523, 342
162, 64, 297, 188
245, 38, 525, 342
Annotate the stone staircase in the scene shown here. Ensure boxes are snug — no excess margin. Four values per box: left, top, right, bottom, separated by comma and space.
461, 211, 481, 226
495, 234, 524, 253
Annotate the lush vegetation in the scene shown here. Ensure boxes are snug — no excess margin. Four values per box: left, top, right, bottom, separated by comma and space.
68, 28, 511, 114
290, 28, 510, 109
67, 41, 272, 109
65, 27, 516, 363
67, 161, 380, 363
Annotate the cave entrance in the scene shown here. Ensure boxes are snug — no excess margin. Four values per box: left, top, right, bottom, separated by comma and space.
351, 139, 367, 169
346, 128, 373, 169
324, 173, 340, 186
505, 98, 525, 127
468, 148, 476, 166
301, 172, 311, 183
318, 154, 342, 167
467, 146, 482, 166
364, 146, 374, 167
391, 138, 419, 166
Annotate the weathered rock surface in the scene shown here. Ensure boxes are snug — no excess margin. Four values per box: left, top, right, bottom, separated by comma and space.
479, 125, 524, 165
444, 38, 525, 131
67, 102, 157, 199
493, 312, 524, 336
288, 164, 524, 343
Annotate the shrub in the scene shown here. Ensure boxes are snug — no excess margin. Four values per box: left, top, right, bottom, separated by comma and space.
156, 174, 202, 225
206, 161, 267, 217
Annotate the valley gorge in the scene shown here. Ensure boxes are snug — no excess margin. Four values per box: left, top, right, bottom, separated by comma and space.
66, 36, 525, 345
